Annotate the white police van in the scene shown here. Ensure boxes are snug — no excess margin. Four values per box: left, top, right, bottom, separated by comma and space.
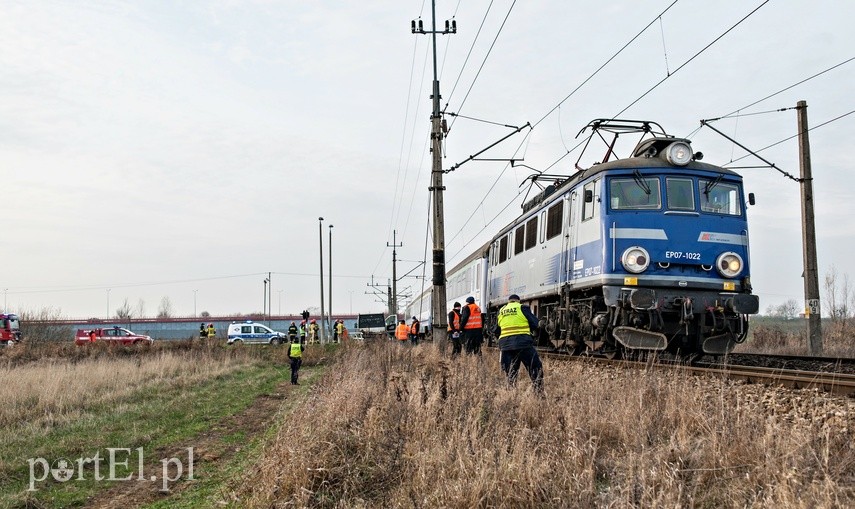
227, 321, 288, 345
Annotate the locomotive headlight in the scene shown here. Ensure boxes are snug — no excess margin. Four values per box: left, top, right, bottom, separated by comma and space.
716, 252, 744, 278
665, 141, 693, 166
621, 246, 650, 274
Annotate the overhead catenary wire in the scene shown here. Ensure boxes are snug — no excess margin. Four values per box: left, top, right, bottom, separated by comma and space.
723, 108, 855, 166
447, 0, 517, 133
717, 56, 855, 120
613, 0, 771, 118
442, 0, 494, 114
445, 0, 686, 251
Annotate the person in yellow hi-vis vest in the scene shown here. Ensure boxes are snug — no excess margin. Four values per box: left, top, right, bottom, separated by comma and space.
493, 294, 543, 392
288, 337, 305, 385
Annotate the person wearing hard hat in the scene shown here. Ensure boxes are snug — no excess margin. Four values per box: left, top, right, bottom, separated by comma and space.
308, 319, 320, 344
207, 323, 216, 340
493, 294, 543, 391
299, 320, 307, 343
288, 321, 299, 343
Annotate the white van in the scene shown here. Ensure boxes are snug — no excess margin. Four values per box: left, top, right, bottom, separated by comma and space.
227, 321, 288, 345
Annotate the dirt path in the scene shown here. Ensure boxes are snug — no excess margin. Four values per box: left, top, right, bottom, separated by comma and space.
83, 379, 295, 508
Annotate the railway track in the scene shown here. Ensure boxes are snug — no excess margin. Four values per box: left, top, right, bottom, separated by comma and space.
528, 349, 855, 397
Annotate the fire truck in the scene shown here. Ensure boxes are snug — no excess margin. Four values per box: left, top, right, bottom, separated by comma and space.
1, 313, 22, 346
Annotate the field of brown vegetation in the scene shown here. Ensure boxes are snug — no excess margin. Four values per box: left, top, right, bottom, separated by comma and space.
740, 319, 855, 357
237, 341, 855, 508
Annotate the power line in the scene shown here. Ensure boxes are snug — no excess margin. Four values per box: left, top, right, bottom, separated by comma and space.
534, 0, 680, 128
447, 0, 517, 133
442, 0, 494, 114
613, 0, 770, 118
717, 56, 855, 120
723, 108, 855, 166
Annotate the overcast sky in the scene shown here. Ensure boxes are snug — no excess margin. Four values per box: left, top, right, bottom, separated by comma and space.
2, 0, 853, 320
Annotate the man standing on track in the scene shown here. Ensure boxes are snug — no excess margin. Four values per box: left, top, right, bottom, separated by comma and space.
459, 296, 483, 355
448, 302, 462, 356
288, 336, 305, 385
494, 294, 543, 392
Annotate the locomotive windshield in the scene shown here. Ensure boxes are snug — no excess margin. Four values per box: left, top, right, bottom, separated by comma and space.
699, 179, 741, 215
609, 178, 661, 210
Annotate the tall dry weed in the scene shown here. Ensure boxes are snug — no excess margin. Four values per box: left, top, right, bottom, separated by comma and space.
238, 342, 855, 508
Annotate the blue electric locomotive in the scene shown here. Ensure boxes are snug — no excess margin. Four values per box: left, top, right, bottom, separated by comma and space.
484, 120, 759, 357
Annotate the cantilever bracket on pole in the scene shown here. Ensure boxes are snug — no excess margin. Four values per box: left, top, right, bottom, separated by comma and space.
443, 122, 531, 174
699, 119, 803, 183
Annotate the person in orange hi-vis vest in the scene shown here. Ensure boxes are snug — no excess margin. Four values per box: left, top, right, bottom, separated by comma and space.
459, 296, 483, 355
408, 316, 420, 346
395, 319, 409, 344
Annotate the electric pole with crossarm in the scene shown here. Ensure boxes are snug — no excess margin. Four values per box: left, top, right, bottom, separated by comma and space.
412, 1, 455, 349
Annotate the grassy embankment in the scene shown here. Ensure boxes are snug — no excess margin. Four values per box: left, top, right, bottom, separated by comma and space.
0, 341, 330, 508
237, 341, 855, 508
739, 316, 855, 357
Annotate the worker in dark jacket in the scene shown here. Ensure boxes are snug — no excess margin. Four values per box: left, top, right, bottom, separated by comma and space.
408, 317, 420, 346
448, 302, 462, 356
493, 294, 543, 391
459, 296, 483, 355
288, 337, 305, 385
288, 321, 299, 342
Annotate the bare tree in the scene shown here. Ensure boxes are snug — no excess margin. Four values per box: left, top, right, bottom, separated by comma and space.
200, 310, 211, 318
157, 296, 174, 318
135, 298, 146, 319
115, 298, 133, 320
767, 299, 799, 320
824, 265, 851, 322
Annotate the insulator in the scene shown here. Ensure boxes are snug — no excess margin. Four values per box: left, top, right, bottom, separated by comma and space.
452, 20, 457, 31
445, 20, 449, 31
418, 20, 423, 31
411, 20, 416, 33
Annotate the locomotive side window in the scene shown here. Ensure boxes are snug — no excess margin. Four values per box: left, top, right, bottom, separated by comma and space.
546, 201, 563, 240
499, 235, 509, 263
667, 178, 695, 210
525, 216, 537, 250
582, 181, 597, 220
539, 210, 547, 243
514, 225, 525, 255
609, 177, 661, 210
699, 179, 742, 215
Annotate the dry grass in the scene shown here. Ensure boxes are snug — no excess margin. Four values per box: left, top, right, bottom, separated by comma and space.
0, 341, 326, 431
743, 320, 855, 357
237, 342, 855, 508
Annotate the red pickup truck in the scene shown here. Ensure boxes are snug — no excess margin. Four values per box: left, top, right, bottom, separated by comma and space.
75, 326, 153, 346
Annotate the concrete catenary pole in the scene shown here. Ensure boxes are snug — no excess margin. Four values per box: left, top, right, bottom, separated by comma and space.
388, 230, 402, 318
413, 0, 455, 349
797, 100, 822, 355
318, 217, 327, 343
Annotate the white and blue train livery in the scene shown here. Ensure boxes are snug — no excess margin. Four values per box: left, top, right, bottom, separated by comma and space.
411, 120, 760, 358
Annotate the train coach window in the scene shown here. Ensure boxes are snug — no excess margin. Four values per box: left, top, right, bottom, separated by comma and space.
546, 201, 564, 240
525, 216, 538, 250
610, 177, 661, 210
667, 178, 695, 210
700, 179, 741, 215
514, 225, 525, 255
499, 235, 509, 263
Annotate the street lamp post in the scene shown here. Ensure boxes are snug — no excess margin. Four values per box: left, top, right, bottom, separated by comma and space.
349, 290, 354, 314
193, 289, 198, 317
107, 289, 111, 319
263, 277, 269, 321
329, 224, 334, 338
318, 217, 327, 343
278, 290, 283, 315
